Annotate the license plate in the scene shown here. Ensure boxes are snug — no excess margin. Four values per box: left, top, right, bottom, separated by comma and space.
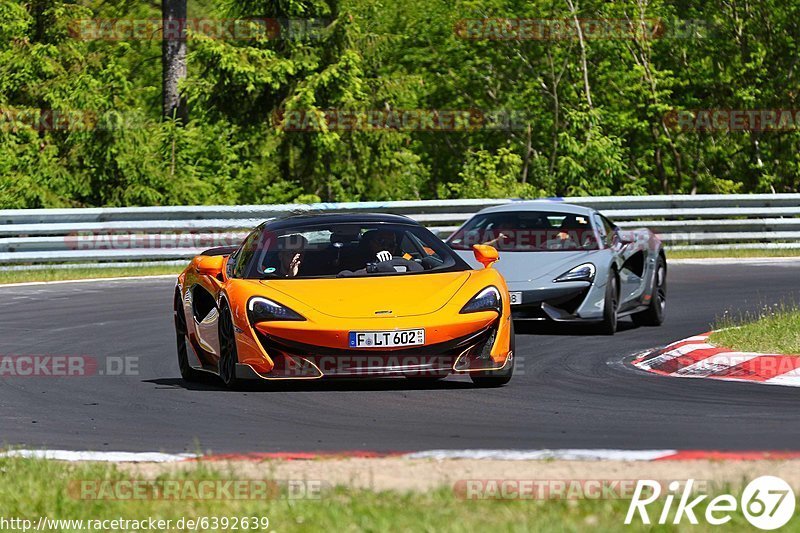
509, 292, 522, 305
349, 329, 425, 348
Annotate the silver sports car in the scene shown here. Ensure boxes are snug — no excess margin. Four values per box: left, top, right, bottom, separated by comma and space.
447, 201, 666, 334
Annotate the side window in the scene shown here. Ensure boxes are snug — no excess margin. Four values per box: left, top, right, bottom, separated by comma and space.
404, 232, 441, 260
232, 230, 260, 278
600, 215, 616, 247
226, 249, 237, 278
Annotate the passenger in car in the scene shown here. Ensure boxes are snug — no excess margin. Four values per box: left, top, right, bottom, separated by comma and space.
275, 234, 308, 277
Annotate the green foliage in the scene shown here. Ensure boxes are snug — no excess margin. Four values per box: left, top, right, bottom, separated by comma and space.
1, 0, 799, 208
551, 109, 629, 197
441, 148, 539, 199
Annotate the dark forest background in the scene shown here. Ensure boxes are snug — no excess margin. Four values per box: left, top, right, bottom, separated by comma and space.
1, 0, 798, 208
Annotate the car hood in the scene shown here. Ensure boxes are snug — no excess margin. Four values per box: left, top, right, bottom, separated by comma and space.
259, 271, 472, 318
455, 250, 603, 282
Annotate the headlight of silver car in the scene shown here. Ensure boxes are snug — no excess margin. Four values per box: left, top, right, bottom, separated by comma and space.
554, 263, 596, 283
460, 286, 502, 314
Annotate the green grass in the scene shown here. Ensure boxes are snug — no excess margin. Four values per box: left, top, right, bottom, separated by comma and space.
667, 248, 800, 259
0, 265, 182, 285
711, 304, 800, 355
0, 457, 784, 532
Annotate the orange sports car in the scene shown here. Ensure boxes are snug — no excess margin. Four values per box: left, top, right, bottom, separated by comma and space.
174, 213, 514, 388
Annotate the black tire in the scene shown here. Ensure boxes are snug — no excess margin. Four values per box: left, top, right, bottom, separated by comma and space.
217, 298, 243, 389
470, 322, 515, 388
632, 255, 667, 327
598, 273, 619, 335
174, 292, 202, 382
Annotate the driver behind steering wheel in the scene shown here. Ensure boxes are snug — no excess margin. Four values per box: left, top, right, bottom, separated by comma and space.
362, 229, 398, 265
336, 228, 424, 276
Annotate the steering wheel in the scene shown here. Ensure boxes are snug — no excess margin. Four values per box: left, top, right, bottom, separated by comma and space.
371, 257, 424, 273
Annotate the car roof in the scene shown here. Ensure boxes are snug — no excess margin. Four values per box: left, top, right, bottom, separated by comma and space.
263, 212, 419, 231
477, 200, 597, 216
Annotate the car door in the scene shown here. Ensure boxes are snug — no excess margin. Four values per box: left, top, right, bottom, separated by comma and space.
189, 273, 222, 358
189, 230, 256, 358
596, 213, 642, 309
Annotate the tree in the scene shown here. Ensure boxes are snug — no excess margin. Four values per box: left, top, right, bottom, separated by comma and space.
162, 0, 187, 121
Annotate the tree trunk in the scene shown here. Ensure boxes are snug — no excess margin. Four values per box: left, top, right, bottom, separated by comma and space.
566, 0, 593, 110
162, 0, 187, 122
521, 123, 532, 185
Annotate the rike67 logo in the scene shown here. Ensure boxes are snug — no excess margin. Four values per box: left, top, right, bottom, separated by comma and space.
625, 476, 795, 530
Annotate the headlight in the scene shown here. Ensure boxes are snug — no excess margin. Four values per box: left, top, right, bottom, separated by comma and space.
460, 286, 501, 314
247, 297, 305, 322
554, 263, 596, 283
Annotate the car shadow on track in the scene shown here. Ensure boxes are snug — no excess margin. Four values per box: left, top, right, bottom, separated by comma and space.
514, 320, 639, 336
144, 377, 477, 393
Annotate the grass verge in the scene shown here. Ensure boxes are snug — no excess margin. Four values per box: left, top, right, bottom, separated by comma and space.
0, 265, 182, 285
0, 457, 767, 532
711, 304, 800, 355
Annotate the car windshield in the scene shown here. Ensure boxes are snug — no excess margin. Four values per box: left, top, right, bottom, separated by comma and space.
236, 222, 469, 279
448, 211, 600, 252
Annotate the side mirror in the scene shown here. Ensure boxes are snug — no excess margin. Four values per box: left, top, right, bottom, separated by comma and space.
472, 244, 499, 269
195, 255, 225, 277
616, 228, 635, 245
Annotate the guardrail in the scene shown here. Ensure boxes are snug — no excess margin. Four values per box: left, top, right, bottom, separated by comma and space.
1, 194, 799, 265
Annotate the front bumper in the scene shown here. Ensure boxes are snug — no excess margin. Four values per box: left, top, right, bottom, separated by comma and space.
238, 319, 511, 380
508, 281, 600, 322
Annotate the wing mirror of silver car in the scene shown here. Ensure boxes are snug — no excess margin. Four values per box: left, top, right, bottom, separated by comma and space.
616, 229, 635, 245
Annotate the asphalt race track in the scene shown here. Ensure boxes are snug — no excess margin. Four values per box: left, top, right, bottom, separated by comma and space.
1, 262, 799, 454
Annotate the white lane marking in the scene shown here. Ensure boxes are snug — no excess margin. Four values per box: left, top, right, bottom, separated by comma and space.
673, 352, 763, 377
0, 450, 197, 462
19, 447, 800, 462
766, 367, 800, 387
0, 448, 684, 463
658, 335, 710, 352
404, 449, 677, 461
0, 274, 176, 288
668, 335, 711, 345
635, 342, 717, 370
